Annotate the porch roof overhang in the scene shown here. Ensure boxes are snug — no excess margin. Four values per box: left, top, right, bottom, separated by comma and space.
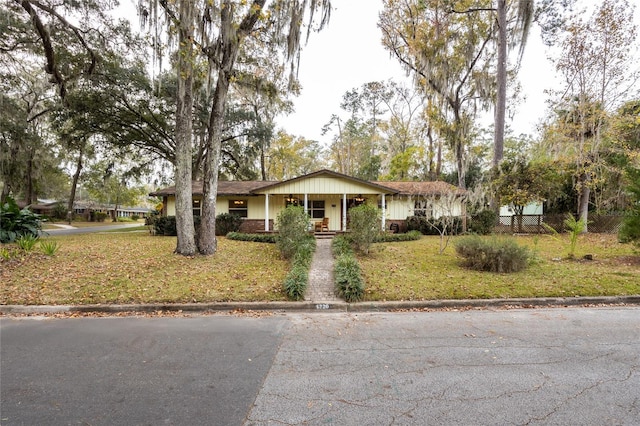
149, 180, 276, 197
148, 170, 465, 198
250, 169, 399, 195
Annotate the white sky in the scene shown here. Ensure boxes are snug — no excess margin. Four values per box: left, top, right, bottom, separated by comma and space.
275, 0, 626, 145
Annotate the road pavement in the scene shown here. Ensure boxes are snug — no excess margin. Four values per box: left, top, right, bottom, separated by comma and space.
41, 222, 144, 236
1, 307, 639, 425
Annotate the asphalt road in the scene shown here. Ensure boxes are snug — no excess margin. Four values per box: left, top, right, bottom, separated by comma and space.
41, 223, 144, 236
1, 307, 639, 425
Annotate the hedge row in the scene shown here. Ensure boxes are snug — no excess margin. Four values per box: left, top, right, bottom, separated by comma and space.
226, 232, 276, 243
282, 235, 316, 300
331, 235, 364, 302
153, 213, 243, 237
374, 230, 422, 243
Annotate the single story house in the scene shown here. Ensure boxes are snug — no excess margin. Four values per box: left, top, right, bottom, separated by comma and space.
499, 202, 544, 225
149, 169, 466, 233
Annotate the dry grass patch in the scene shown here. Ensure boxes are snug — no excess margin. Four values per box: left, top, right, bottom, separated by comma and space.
359, 234, 640, 301
0, 233, 288, 305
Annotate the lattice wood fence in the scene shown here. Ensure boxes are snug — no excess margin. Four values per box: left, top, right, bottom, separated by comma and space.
489, 214, 626, 234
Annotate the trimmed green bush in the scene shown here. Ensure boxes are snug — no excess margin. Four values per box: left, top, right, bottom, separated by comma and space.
275, 206, 310, 260
332, 234, 354, 257
0, 197, 42, 243
334, 254, 365, 302
282, 235, 316, 301
283, 264, 309, 300
154, 216, 177, 236
226, 232, 277, 243
406, 215, 463, 235
468, 209, 497, 235
455, 235, 530, 273
216, 213, 243, 236
374, 230, 422, 243
93, 212, 108, 222
152, 215, 203, 236
131, 215, 140, 221
348, 203, 381, 255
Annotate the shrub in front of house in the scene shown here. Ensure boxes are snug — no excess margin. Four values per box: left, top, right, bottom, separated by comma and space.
154, 216, 177, 236
52, 202, 67, 220
93, 212, 108, 222
226, 232, 277, 243
282, 235, 316, 300
332, 234, 354, 257
455, 235, 530, 273
468, 209, 497, 235
276, 205, 310, 260
153, 216, 203, 236
348, 203, 381, 255
332, 236, 365, 302
131, 214, 140, 221
406, 215, 463, 235
334, 254, 365, 302
374, 230, 422, 243
215, 213, 243, 236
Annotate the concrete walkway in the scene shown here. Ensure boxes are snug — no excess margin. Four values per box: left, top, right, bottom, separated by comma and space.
305, 238, 339, 302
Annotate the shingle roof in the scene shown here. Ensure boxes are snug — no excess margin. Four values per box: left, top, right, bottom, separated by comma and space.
149, 172, 465, 197
149, 180, 276, 197
372, 181, 466, 196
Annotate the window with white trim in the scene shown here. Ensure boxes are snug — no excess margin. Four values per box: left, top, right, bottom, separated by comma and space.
308, 200, 325, 219
229, 199, 248, 218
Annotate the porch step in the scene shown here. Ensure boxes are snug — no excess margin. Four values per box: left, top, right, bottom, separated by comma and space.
314, 232, 336, 239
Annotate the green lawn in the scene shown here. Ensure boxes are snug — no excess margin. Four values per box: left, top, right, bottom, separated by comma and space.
0, 233, 289, 305
1, 232, 638, 306
359, 234, 640, 301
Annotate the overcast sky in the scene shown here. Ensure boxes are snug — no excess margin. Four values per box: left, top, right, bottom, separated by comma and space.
275, 0, 633, 145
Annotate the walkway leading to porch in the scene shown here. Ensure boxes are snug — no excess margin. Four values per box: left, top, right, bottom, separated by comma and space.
305, 238, 339, 302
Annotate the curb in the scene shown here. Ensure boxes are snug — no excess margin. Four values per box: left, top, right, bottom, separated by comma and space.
2, 296, 640, 315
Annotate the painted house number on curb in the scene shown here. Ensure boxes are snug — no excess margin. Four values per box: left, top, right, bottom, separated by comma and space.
316, 304, 330, 310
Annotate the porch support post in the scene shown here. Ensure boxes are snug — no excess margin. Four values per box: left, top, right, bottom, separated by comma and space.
381, 193, 386, 231
342, 192, 347, 231
304, 193, 309, 231
264, 194, 269, 231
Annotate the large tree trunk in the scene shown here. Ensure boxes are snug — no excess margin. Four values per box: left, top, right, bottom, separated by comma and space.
494, 0, 507, 169
198, 4, 240, 255
174, 0, 197, 256
67, 146, 84, 219
578, 173, 590, 233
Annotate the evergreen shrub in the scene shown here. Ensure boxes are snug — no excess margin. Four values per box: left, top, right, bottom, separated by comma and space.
455, 235, 530, 273
348, 203, 381, 255
275, 206, 310, 260
215, 213, 243, 236
468, 209, 497, 235
406, 216, 463, 235
226, 232, 276, 243
334, 254, 364, 302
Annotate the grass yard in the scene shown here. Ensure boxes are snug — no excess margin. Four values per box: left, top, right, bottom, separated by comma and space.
0, 233, 289, 305
1, 232, 638, 306
359, 234, 640, 301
